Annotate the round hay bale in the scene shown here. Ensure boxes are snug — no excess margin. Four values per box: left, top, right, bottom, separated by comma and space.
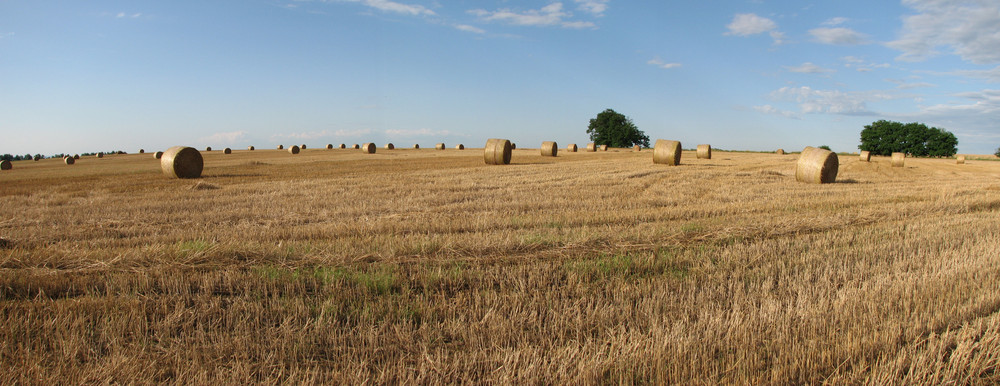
385, 143, 394, 150
205, 147, 212, 152
435, 143, 445, 150
634, 145, 641, 152
326, 144, 334, 149
288, 145, 300, 154
859, 150, 871, 162
567, 144, 578, 152
413, 144, 420, 149
248, 146, 255, 151
74, 154, 79, 159
484, 138, 512, 165
511, 143, 517, 150
653, 139, 682, 166
891, 152, 905, 167
540, 141, 558, 157
361, 143, 376, 154
339, 144, 346, 149
154, 151, 164, 159
64, 157, 75, 165
160, 146, 203, 179
277, 145, 284, 150
795, 146, 839, 184
139, 149, 145, 154
957, 155, 966, 164
776, 148, 785, 155
97, 152, 104, 158
301, 144, 307, 150
696, 144, 711, 159
352, 144, 360, 150
0, 160, 11, 170
456, 144, 465, 150
586, 143, 597, 152
600, 144, 608, 151
223, 148, 232, 154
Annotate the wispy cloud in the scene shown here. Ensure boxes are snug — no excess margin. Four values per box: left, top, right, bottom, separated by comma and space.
821, 17, 849, 26
884, 78, 935, 89
950, 65, 1000, 82
887, 0, 1000, 64
784, 62, 834, 74
0, 32, 13, 40
574, 0, 609, 16
753, 104, 800, 119
454, 24, 486, 34
469, 3, 596, 29
841, 56, 890, 72
115, 12, 142, 18
341, 0, 435, 16
199, 131, 247, 144
384, 128, 462, 137
647, 58, 681, 69
725, 13, 784, 44
809, 27, 868, 45
334, 128, 373, 137
768, 86, 894, 115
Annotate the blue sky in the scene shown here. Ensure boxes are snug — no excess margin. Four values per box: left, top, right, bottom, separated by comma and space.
2, 0, 1000, 156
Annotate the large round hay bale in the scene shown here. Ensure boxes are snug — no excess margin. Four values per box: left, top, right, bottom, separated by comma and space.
97, 152, 104, 158
435, 143, 445, 150
277, 145, 284, 150
859, 150, 871, 162
361, 143, 376, 154
413, 144, 420, 149
352, 144, 360, 150
300, 144, 307, 150
64, 157, 75, 165
696, 144, 711, 159
795, 146, 839, 184
957, 155, 966, 164
567, 144, 578, 152
248, 146, 255, 151
653, 139, 682, 166
139, 149, 145, 154
385, 143, 394, 150
326, 144, 334, 149
484, 138, 512, 165
540, 141, 558, 157
0, 160, 11, 170
586, 143, 596, 152
456, 144, 465, 150
161, 146, 203, 179
634, 145, 641, 152
205, 147, 212, 152
223, 148, 232, 154
600, 144, 608, 151
339, 144, 346, 149
288, 145, 300, 154
154, 151, 164, 159
891, 152, 905, 167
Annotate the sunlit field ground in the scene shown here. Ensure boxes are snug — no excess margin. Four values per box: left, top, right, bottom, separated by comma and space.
2, 146, 1000, 383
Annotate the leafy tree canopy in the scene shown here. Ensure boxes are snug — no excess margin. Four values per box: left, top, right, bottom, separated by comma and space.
587, 109, 650, 148
859, 120, 958, 157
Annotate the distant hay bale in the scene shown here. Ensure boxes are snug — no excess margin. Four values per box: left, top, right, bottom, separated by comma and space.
634, 145, 641, 152
339, 144, 346, 149
0, 160, 11, 170
384, 143, 394, 150
957, 155, 966, 164
326, 144, 333, 149
456, 144, 465, 150
301, 144, 307, 150
33, 155, 41, 161
97, 152, 104, 158
600, 144, 608, 151
64, 157, 75, 165
587, 143, 596, 152
653, 139, 682, 166
436, 143, 445, 150
891, 152, 905, 167
361, 143, 376, 154
205, 147, 212, 152
696, 144, 711, 159
511, 143, 517, 150
541, 141, 558, 157
795, 146, 839, 184
567, 143, 578, 152
288, 145, 300, 154
154, 151, 164, 159
277, 145, 284, 150
413, 144, 420, 149
161, 146, 203, 179
776, 149, 785, 155
223, 148, 232, 154
74, 154, 79, 159
484, 138, 512, 165
248, 146, 255, 151
352, 144, 360, 149
139, 149, 145, 154
859, 150, 871, 162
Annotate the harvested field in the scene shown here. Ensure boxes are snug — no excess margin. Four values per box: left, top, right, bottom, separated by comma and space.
1, 149, 999, 383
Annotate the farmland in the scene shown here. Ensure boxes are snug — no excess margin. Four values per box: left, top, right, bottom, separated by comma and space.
2, 147, 1000, 383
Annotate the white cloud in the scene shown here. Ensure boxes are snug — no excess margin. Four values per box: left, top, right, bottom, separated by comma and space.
784, 62, 834, 74
884, 78, 935, 89
753, 104, 800, 119
470, 3, 596, 29
888, 0, 1000, 64
725, 13, 784, 44
841, 56, 890, 72
115, 12, 142, 18
809, 27, 868, 45
343, 0, 435, 16
334, 128, 373, 137
647, 58, 681, 69
199, 131, 246, 144
821, 17, 849, 26
769, 86, 893, 115
951, 65, 1000, 82
455, 24, 485, 34
574, 0, 609, 16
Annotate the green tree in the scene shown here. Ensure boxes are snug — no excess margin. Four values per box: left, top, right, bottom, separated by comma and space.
587, 109, 649, 148
818, 145, 831, 151
995, 147, 1000, 158
859, 120, 957, 157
